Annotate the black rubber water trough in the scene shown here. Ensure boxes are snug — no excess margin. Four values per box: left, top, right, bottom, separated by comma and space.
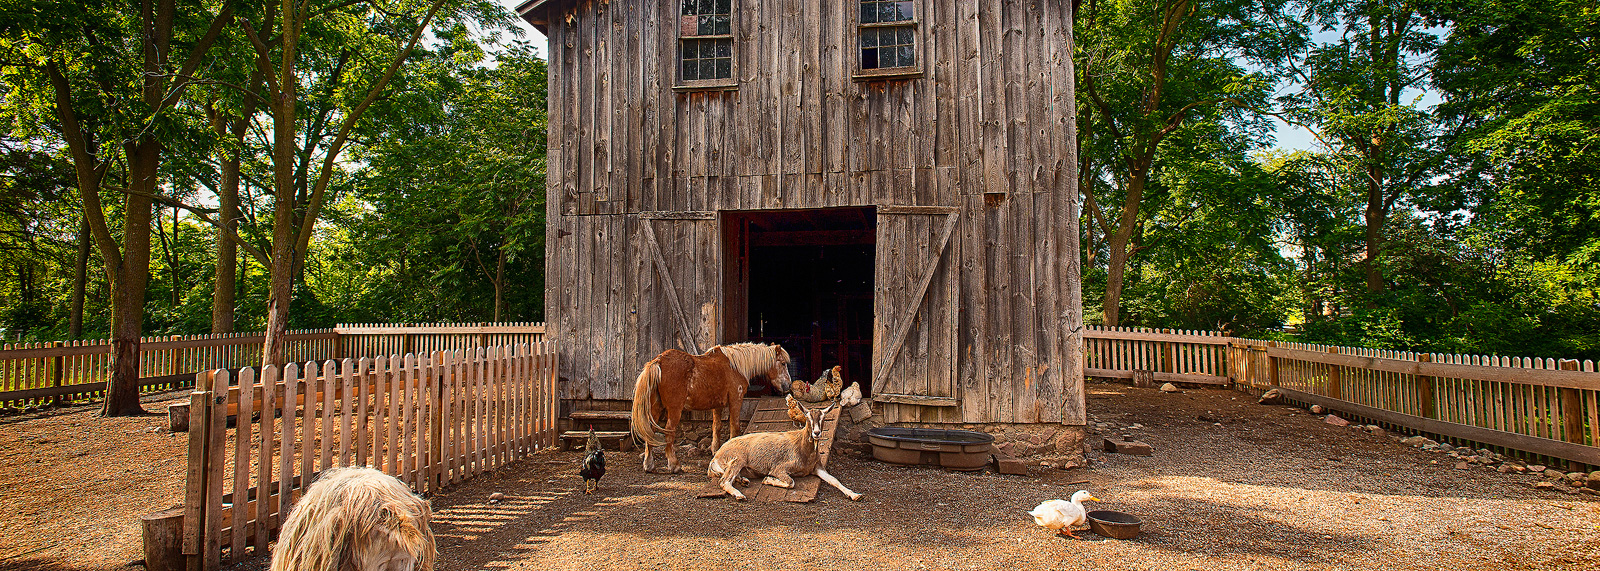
866, 427, 995, 470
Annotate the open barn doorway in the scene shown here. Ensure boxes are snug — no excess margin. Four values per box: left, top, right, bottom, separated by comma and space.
723, 207, 876, 397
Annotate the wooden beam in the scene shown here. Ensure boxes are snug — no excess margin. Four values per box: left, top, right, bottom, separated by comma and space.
877, 205, 958, 215
332, 326, 544, 335
748, 229, 876, 247
1083, 369, 1231, 386
640, 210, 717, 219
1276, 387, 1600, 466
874, 393, 959, 406
1083, 330, 1233, 345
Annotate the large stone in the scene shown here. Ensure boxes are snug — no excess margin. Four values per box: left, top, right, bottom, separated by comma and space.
1533, 481, 1556, 490
1102, 438, 1153, 456
1324, 414, 1350, 427
849, 401, 873, 423
1400, 435, 1432, 446
1545, 468, 1566, 479
1258, 388, 1285, 405
1159, 383, 1179, 393
1529, 464, 1547, 473
1309, 404, 1325, 414
993, 454, 1030, 476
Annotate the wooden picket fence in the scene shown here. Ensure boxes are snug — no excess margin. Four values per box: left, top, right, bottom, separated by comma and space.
1083, 326, 1231, 385
1231, 340, 1599, 469
1082, 326, 1600, 469
180, 343, 559, 570
0, 323, 544, 407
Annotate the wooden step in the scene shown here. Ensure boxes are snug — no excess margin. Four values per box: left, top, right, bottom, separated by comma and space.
559, 430, 635, 451
568, 410, 632, 420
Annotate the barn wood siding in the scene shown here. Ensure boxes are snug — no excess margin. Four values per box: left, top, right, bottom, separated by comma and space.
541, 0, 1080, 424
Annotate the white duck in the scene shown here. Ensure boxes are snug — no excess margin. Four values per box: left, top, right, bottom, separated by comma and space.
1028, 490, 1100, 539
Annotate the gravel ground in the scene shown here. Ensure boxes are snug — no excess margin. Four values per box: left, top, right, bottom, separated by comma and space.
6, 381, 1599, 571
0, 391, 190, 571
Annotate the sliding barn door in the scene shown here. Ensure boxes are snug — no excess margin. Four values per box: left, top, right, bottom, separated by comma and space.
872, 206, 959, 406
627, 211, 721, 398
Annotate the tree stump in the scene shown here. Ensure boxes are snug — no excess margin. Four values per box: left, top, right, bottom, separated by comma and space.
1131, 370, 1155, 388
140, 506, 184, 571
167, 404, 190, 433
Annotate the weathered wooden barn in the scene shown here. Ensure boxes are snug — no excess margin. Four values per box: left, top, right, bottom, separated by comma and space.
517, 0, 1084, 431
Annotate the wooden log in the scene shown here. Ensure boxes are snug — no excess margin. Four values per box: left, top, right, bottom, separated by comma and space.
169, 403, 191, 433
141, 506, 185, 571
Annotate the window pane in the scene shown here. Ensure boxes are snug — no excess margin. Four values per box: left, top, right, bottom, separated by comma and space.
698, 15, 712, 35
714, 39, 731, 58
861, 29, 878, 47
861, 47, 879, 69
897, 26, 913, 46
683, 57, 699, 80
715, 15, 730, 35
879, 2, 897, 22
682, 0, 694, 16
716, 0, 730, 14
860, 1, 876, 23
715, 58, 731, 79
698, 0, 714, 15
898, 45, 915, 67
896, 1, 914, 20
700, 59, 717, 79
703, 39, 719, 58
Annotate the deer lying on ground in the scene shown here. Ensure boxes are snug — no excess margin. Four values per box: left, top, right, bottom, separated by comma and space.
707, 402, 863, 501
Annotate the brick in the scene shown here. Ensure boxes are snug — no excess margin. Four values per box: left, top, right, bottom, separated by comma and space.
993, 454, 1030, 475
1102, 438, 1153, 456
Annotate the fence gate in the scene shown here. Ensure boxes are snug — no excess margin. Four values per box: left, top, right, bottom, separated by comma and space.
178, 344, 558, 571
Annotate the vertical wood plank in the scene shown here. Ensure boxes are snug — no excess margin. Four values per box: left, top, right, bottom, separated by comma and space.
255, 365, 276, 551
230, 367, 253, 559
277, 364, 298, 527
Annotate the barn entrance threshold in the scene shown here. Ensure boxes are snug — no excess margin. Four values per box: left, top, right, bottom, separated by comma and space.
696, 396, 841, 502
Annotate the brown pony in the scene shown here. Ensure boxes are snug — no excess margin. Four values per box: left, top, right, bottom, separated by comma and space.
630, 343, 792, 473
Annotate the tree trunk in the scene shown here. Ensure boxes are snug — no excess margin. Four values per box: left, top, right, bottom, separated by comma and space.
102, 138, 158, 417
211, 142, 240, 333
70, 217, 90, 338
1362, 172, 1385, 298
493, 246, 507, 322
1099, 164, 1150, 327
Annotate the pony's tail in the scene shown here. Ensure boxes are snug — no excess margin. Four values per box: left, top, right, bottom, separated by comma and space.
630, 360, 667, 447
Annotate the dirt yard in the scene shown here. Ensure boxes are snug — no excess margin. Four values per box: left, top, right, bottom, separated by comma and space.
5, 381, 1599, 571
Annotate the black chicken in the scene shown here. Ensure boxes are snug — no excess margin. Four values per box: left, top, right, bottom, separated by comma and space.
579, 426, 606, 494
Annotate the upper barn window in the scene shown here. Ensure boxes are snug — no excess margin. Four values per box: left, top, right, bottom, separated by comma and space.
857, 0, 919, 78
679, 0, 733, 85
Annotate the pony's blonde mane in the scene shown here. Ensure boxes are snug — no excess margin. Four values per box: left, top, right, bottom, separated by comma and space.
711, 342, 785, 378
271, 466, 435, 571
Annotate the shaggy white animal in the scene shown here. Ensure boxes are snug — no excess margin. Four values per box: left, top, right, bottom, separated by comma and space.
1028, 490, 1099, 539
271, 467, 435, 571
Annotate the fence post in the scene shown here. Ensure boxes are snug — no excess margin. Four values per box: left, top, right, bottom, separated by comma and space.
1267, 341, 1280, 388
49, 341, 64, 407
1417, 354, 1434, 419
1326, 347, 1342, 401
1560, 359, 1583, 471
181, 371, 214, 571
